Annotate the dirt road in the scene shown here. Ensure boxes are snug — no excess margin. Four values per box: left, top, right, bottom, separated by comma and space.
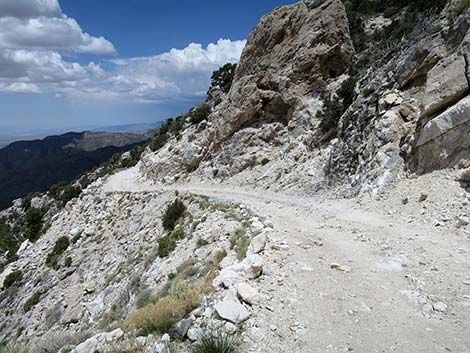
103, 167, 470, 353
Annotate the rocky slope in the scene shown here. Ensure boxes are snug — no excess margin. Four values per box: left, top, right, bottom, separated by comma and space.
1, 1, 470, 353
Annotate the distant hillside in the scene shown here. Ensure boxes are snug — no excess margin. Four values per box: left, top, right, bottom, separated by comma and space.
0, 131, 150, 210
92, 122, 162, 134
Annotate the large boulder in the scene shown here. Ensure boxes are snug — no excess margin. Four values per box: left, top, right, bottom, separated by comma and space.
413, 96, 470, 172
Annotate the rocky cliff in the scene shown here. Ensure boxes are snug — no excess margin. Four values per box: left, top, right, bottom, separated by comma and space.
1, 1, 470, 353
141, 0, 470, 198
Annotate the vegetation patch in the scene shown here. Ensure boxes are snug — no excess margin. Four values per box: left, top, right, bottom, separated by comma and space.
317, 76, 357, 138
229, 227, 250, 260
126, 279, 207, 336
25, 207, 48, 242
196, 238, 210, 248
162, 199, 187, 231
0, 343, 28, 353
49, 181, 82, 206
210, 63, 237, 94
194, 331, 239, 353
3, 270, 23, 289
157, 235, 177, 258
45, 236, 70, 269
23, 291, 41, 312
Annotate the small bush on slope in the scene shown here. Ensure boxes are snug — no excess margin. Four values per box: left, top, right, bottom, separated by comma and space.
45, 236, 70, 269
126, 280, 206, 335
25, 207, 47, 242
3, 270, 22, 289
158, 235, 177, 258
0, 343, 28, 353
193, 331, 239, 353
162, 199, 187, 231
23, 291, 41, 312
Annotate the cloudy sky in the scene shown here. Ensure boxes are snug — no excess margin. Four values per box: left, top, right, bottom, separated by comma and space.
0, 0, 296, 136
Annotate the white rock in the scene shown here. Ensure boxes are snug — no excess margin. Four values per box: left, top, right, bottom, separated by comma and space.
384, 93, 399, 106
248, 233, 267, 254
71, 329, 123, 353
224, 322, 238, 334
214, 301, 251, 324
330, 263, 352, 273
243, 254, 264, 279
433, 302, 448, 312
16, 240, 30, 256
456, 216, 469, 228
187, 327, 203, 341
237, 282, 261, 305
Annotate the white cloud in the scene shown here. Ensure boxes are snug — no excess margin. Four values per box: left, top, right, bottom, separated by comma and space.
102, 39, 246, 102
0, 1, 246, 104
0, 0, 61, 19
0, 82, 40, 93
0, 0, 116, 54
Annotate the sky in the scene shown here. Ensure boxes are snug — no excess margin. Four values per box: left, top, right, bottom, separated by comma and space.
0, 0, 297, 136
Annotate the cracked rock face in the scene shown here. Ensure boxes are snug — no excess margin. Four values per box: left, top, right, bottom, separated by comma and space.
140, 1, 470, 196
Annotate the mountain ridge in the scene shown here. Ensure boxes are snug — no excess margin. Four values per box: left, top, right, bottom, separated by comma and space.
0, 130, 151, 210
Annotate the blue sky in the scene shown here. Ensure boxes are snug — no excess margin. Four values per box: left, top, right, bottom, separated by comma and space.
0, 0, 297, 136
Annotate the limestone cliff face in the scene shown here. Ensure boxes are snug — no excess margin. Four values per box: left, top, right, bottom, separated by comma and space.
141, 0, 354, 186
140, 0, 470, 195
210, 0, 354, 142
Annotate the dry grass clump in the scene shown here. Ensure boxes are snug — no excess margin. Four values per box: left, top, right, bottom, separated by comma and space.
126, 279, 208, 336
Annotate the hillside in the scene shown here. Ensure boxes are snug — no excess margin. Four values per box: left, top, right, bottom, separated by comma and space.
0, 1, 470, 353
0, 131, 150, 210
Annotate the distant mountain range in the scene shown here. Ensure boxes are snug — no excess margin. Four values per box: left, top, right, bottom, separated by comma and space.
92, 122, 162, 134
0, 122, 161, 149
0, 130, 152, 210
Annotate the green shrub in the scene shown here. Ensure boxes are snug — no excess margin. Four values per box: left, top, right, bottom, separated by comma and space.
0, 343, 28, 353
46, 236, 70, 269
25, 207, 47, 242
135, 289, 154, 309
235, 236, 250, 260
214, 249, 227, 264
49, 181, 81, 206
191, 104, 211, 125
23, 291, 41, 312
158, 235, 177, 258
229, 227, 246, 249
196, 238, 209, 248
455, 0, 470, 15
59, 185, 82, 205
171, 228, 185, 240
317, 77, 357, 137
0, 221, 18, 257
193, 331, 239, 353
64, 257, 72, 267
162, 199, 186, 231
71, 232, 82, 244
260, 158, 270, 166
127, 280, 206, 336
3, 270, 22, 288
210, 63, 237, 94
21, 192, 41, 211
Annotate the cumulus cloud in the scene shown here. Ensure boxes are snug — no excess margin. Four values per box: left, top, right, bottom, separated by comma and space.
0, 0, 116, 54
0, 0, 61, 19
103, 39, 247, 102
0, 16, 116, 54
0, 1, 246, 104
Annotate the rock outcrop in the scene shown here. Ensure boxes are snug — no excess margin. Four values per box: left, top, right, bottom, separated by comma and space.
140, 0, 470, 197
